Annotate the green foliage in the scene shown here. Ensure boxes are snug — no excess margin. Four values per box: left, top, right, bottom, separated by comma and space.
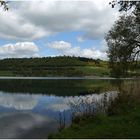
107, 1, 140, 77
109, 1, 139, 12
108, 93, 137, 116
0, 70, 13, 76
76, 66, 110, 76
0, 56, 109, 77
105, 14, 140, 77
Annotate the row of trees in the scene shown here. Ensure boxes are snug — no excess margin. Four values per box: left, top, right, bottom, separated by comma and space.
106, 1, 140, 77
0, 56, 104, 76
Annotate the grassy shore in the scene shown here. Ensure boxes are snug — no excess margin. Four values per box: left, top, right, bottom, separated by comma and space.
49, 81, 140, 138
50, 107, 140, 138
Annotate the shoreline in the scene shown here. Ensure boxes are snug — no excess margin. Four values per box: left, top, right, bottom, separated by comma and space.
0, 76, 139, 80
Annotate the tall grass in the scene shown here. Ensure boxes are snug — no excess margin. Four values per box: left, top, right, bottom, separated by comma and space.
50, 80, 140, 138
68, 91, 118, 123
57, 91, 118, 129
108, 80, 140, 115
57, 80, 140, 130
58, 111, 66, 131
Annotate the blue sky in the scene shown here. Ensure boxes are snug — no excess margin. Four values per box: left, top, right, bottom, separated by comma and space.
0, 0, 119, 60
35, 31, 103, 57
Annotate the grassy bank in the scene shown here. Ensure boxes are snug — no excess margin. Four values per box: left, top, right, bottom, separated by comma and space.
49, 81, 140, 138
50, 107, 140, 138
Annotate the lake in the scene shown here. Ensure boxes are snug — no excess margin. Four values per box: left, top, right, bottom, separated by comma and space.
0, 77, 139, 138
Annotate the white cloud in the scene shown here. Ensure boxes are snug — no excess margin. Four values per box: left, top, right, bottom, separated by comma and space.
0, 92, 38, 110
46, 101, 70, 112
0, 42, 39, 58
47, 41, 108, 60
0, 8, 47, 40
0, 112, 50, 138
47, 41, 71, 50
0, 0, 119, 40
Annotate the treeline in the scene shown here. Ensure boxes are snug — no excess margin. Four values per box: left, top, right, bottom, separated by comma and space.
0, 56, 105, 76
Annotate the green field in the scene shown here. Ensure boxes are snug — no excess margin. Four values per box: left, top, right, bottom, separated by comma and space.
76, 66, 110, 76
0, 70, 13, 76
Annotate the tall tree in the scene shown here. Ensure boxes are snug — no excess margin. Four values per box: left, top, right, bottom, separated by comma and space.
109, 1, 140, 56
106, 1, 140, 77
105, 15, 138, 77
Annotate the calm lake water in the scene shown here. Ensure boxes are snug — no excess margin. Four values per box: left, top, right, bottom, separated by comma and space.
0, 78, 139, 138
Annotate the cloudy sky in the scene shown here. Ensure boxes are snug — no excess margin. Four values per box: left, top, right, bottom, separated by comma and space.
0, 0, 119, 60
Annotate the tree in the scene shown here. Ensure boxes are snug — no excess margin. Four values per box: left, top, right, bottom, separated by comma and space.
110, 1, 140, 57
111, 1, 140, 52
105, 15, 139, 77
0, 0, 8, 11
106, 1, 140, 77
109, 0, 139, 12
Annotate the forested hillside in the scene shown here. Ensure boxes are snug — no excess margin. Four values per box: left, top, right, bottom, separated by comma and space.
0, 56, 109, 77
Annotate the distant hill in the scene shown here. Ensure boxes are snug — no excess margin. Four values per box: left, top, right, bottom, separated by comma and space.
0, 56, 109, 77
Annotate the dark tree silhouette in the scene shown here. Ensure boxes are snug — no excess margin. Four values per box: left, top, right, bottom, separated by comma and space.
0, 0, 8, 10
109, 0, 139, 11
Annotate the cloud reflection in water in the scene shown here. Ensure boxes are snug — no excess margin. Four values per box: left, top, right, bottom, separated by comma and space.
0, 92, 39, 110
